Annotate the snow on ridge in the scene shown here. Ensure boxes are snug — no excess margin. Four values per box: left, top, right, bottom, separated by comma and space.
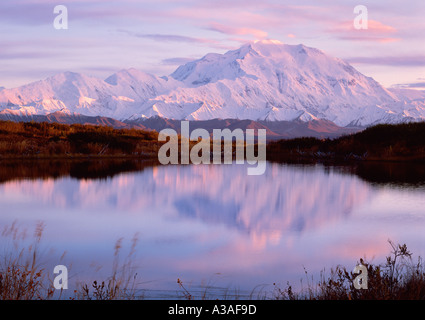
0, 41, 424, 126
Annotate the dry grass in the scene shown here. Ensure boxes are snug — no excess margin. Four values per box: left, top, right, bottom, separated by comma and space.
2, 223, 425, 300
0, 222, 56, 299
174, 240, 425, 300
74, 234, 142, 300
273, 240, 425, 300
0, 120, 262, 162
0, 222, 142, 300
0, 120, 160, 158
267, 121, 425, 162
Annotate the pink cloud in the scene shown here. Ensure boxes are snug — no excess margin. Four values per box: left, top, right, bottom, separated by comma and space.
339, 36, 401, 43
334, 19, 397, 34
208, 22, 268, 39
367, 20, 397, 33
329, 19, 400, 43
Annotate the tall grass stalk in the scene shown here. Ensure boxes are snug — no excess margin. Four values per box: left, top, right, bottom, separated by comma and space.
0, 221, 55, 299
75, 233, 142, 300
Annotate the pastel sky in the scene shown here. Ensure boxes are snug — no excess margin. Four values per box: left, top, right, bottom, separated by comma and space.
1, 0, 425, 89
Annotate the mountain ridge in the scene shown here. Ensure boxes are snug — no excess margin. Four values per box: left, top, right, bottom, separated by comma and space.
1, 40, 424, 128
0, 111, 358, 140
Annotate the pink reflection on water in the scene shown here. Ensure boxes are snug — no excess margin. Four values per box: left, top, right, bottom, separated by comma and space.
0, 163, 424, 296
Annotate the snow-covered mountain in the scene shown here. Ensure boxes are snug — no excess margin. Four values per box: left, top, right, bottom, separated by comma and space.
1, 39, 425, 127
0, 69, 179, 120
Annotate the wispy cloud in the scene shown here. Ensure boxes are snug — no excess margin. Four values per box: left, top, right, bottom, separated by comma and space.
207, 22, 268, 39
338, 36, 400, 43
392, 82, 425, 89
0, 2, 52, 26
330, 19, 400, 43
117, 29, 216, 44
334, 20, 397, 34
161, 57, 195, 66
1, 0, 424, 89
346, 56, 425, 67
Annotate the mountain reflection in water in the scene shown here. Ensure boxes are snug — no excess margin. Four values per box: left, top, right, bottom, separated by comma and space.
0, 159, 424, 298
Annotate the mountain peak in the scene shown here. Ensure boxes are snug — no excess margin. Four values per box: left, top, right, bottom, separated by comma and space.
241, 40, 324, 58
241, 39, 285, 53
49, 71, 85, 81
104, 68, 159, 85
170, 41, 330, 87
253, 39, 284, 45
170, 41, 290, 84
45, 71, 103, 89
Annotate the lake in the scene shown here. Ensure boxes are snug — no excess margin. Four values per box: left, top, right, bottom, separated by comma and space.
0, 159, 424, 299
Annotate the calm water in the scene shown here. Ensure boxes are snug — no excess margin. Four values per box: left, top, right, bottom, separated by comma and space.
0, 160, 425, 299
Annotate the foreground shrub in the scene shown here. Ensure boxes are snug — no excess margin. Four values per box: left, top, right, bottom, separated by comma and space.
274, 240, 425, 300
